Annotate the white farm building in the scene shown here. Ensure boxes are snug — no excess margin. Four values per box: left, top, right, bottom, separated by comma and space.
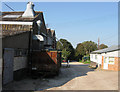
90, 45, 120, 71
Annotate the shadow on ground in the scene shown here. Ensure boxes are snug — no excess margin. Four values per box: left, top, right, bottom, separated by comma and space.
3, 63, 94, 91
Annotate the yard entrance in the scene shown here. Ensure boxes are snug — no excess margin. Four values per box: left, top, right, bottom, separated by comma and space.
2, 61, 118, 90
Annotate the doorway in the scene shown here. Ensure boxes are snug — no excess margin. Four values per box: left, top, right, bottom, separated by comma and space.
3, 48, 14, 85
103, 57, 109, 69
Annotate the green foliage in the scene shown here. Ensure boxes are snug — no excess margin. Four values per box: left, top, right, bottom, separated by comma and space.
75, 43, 85, 61
83, 60, 91, 64
57, 39, 101, 62
79, 60, 82, 62
99, 44, 108, 49
82, 41, 97, 54
62, 49, 71, 61
75, 41, 97, 61
82, 56, 90, 61
79, 59, 90, 64
57, 39, 75, 60
75, 43, 85, 56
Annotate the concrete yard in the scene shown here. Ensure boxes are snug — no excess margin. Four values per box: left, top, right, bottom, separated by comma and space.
3, 62, 118, 91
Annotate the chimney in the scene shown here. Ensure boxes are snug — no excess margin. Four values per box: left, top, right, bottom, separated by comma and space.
22, 2, 35, 18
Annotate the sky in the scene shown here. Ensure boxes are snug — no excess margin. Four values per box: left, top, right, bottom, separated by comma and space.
2, 2, 118, 48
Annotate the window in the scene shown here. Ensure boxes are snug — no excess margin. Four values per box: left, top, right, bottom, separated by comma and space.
91, 55, 93, 59
14, 50, 21, 56
14, 49, 28, 57
109, 57, 114, 64
104, 57, 107, 63
95, 55, 97, 60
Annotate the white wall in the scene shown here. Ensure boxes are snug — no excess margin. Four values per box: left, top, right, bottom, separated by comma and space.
90, 50, 120, 66
90, 54, 98, 63
97, 54, 102, 64
90, 54, 94, 62
90, 54, 102, 64
14, 57, 27, 71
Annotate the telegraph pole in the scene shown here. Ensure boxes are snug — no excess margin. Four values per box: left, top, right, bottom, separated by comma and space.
98, 37, 100, 49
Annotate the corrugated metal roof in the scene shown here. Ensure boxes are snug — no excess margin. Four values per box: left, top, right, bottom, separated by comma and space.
0, 21, 33, 25
0, 11, 43, 21
91, 45, 120, 54
3, 15, 21, 18
1, 24, 32, 37
0, 11, 43, 37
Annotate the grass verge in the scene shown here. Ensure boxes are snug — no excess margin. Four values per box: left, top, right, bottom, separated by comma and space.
79, 60, 91, 64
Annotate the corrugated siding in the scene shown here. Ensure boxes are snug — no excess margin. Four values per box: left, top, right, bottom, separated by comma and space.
2, 24, 32, 36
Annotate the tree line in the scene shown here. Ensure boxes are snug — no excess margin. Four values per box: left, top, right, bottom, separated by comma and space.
57, 39, 108, 61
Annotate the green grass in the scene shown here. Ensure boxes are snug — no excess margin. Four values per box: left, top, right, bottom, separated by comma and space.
79, 60, 82, 62
79, 60, 91, 64
83, 60, 91, 64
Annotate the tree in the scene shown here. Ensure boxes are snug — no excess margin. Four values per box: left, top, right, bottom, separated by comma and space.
62, 49, 71, 61
82, 41, 97, 55
57, 39, 75, 60
99, 44, 108, 49
75, 43, 85, 61
76, 43, 85, 56
75, 41, 97, 61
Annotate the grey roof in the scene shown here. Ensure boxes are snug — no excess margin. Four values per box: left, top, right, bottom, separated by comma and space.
1, 11, 43, 21
91, 45, 120, 54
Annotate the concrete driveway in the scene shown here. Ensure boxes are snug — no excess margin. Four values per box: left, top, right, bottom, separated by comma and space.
47, 62, 118, 90
3, 62, 118, 91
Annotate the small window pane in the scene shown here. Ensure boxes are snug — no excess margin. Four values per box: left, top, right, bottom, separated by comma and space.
109, 57, 114, 64
95, 55, 97, 59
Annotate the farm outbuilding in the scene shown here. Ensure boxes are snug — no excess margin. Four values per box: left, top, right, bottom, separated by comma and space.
0, 2, 59, 91
0, 1, 50, 85
0, 2, 61, 92
90, 45, 120, 71
51, 30, 56, 49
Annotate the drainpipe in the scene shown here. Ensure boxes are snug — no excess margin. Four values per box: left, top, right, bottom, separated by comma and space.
28, 28, 33, 75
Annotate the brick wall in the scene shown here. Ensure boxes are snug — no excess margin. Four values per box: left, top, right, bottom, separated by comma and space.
101, 56, 120, 71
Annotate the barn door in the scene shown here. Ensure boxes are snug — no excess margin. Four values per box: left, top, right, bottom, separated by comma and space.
103, 57, 109, 69
3, 48, 14, 85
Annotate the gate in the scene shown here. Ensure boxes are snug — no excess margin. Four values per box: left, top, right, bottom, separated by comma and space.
3, 48, 14, 85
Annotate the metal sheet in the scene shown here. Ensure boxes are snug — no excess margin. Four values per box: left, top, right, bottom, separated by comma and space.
3, 48, 14, 85
3, 15, 21, 18
33, 35, 44, 41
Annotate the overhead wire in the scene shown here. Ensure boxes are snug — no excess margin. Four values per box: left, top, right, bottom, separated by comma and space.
3, 2, 15, 11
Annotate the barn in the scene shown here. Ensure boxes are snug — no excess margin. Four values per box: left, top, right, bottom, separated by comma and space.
0, 1, 48, 86
90, 45, 120, 71
0, 2, 58, 91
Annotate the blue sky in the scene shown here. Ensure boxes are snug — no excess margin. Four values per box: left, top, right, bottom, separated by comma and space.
2, 2, 118, 48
